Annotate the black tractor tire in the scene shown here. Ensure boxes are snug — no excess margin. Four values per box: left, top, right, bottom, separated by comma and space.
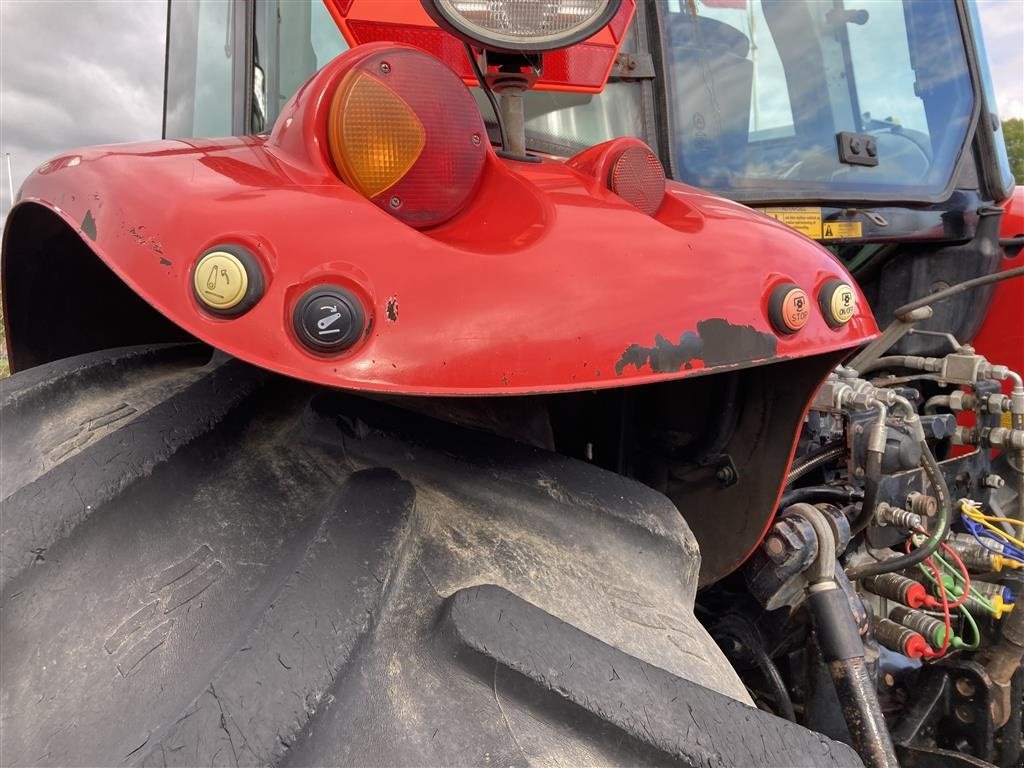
0, 345, 863, 767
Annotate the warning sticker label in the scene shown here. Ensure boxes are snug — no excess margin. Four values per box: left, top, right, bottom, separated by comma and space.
759, 207, 822, 239
822, 221, 863, 239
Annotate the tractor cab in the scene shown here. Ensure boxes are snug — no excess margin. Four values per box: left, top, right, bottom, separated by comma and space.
165, 0, 1014, 202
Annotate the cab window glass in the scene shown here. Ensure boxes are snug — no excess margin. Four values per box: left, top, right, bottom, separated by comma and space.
663, 0, 975, 201
165, 0, 235, 138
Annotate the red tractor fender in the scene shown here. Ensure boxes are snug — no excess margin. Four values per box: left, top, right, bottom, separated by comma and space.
2, 44, 878, 395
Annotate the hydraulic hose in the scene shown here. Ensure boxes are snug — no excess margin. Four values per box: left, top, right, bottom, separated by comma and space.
850, 404, 887, 536
850, 450, 883, 536
857, 356, 921, 376
713, 618, 797, 723
791, 504, 899, 768
750, 644, 797, 723
846, 438, 951, 581
786, 441, 846, 485
778, 486, 861, 509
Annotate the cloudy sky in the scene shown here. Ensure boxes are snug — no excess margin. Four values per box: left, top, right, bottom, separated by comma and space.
0, 0, 1022, 229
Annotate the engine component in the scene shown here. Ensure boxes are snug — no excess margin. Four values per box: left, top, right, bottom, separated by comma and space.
873, 502, 923, 531
739, 300, 1024, 765
791, 502, 898, 768
890, 605, 950, 650
861, 573, 930, 609
872, 617, 929, 659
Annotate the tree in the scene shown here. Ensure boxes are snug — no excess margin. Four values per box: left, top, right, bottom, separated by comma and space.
1003, 118, 1024, 184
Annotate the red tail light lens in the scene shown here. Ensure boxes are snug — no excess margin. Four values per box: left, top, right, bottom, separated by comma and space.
327, 46, 487, 228
609, 146, 665, 215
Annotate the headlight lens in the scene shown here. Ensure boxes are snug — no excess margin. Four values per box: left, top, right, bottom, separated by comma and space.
425, 0, 621, 52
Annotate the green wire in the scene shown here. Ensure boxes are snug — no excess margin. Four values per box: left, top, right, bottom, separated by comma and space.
911, 536, 996, 612
932, 551, 996, 611
957, 605, 981, 650
916, 562, 997, 620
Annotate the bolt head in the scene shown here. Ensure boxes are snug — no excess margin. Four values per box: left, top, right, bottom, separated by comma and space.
389, 196, 401, 209
955, 677, 977, 698
955, 704, 976, 724
764, 535, 787, 562
715, 466, 736, 484
379, 62, 391, 74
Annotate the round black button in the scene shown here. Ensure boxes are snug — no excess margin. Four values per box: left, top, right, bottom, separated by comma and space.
293, 286, 364, 353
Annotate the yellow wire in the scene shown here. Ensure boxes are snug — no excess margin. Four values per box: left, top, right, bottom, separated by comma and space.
960, 501, 1024, 548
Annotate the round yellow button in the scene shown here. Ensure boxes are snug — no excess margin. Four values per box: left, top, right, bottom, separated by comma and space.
828, 283, 857, 325
193, 251, 249, 310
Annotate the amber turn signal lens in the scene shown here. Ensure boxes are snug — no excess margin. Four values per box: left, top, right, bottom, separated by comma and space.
326, 46, 488, 229
329, 71, 426, 199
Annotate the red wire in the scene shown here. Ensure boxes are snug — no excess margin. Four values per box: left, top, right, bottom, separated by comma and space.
902, 532, 956, 658
905, 531, 971, 609
939, 541, 971, 609
921, 554, 952, 658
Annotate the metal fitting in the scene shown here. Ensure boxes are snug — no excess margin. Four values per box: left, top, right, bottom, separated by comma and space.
983, 474, 1006, 489
940, 349, 987, 383
949, 390, 974, 411
873, 503, 923, 531
987, 427, 1024, 450
951, 426, 977, 446
1012, 390, 1024, 416
907, 492, 938, 519
983, 393, 1009, 414
866, 416, 888, 455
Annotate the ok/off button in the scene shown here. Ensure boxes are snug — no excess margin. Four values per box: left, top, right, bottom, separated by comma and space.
293, 286, 365, 353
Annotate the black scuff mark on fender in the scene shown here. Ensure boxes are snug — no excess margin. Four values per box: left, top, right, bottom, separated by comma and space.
615, 320, 777, 376
615, 332, 702, 375
159, 257, 172, 267
81, 210, 97, 240
697, 318, 777, 366
386, 296, 399, 323
363, 315, 375, 340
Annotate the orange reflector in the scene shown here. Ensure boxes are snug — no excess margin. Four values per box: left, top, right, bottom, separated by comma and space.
328, 71, 426, 199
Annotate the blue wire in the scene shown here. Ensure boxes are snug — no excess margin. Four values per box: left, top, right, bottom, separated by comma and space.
960, 513, 1024, 563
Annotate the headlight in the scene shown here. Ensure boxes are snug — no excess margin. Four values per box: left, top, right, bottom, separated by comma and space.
423, 0, 622, 52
